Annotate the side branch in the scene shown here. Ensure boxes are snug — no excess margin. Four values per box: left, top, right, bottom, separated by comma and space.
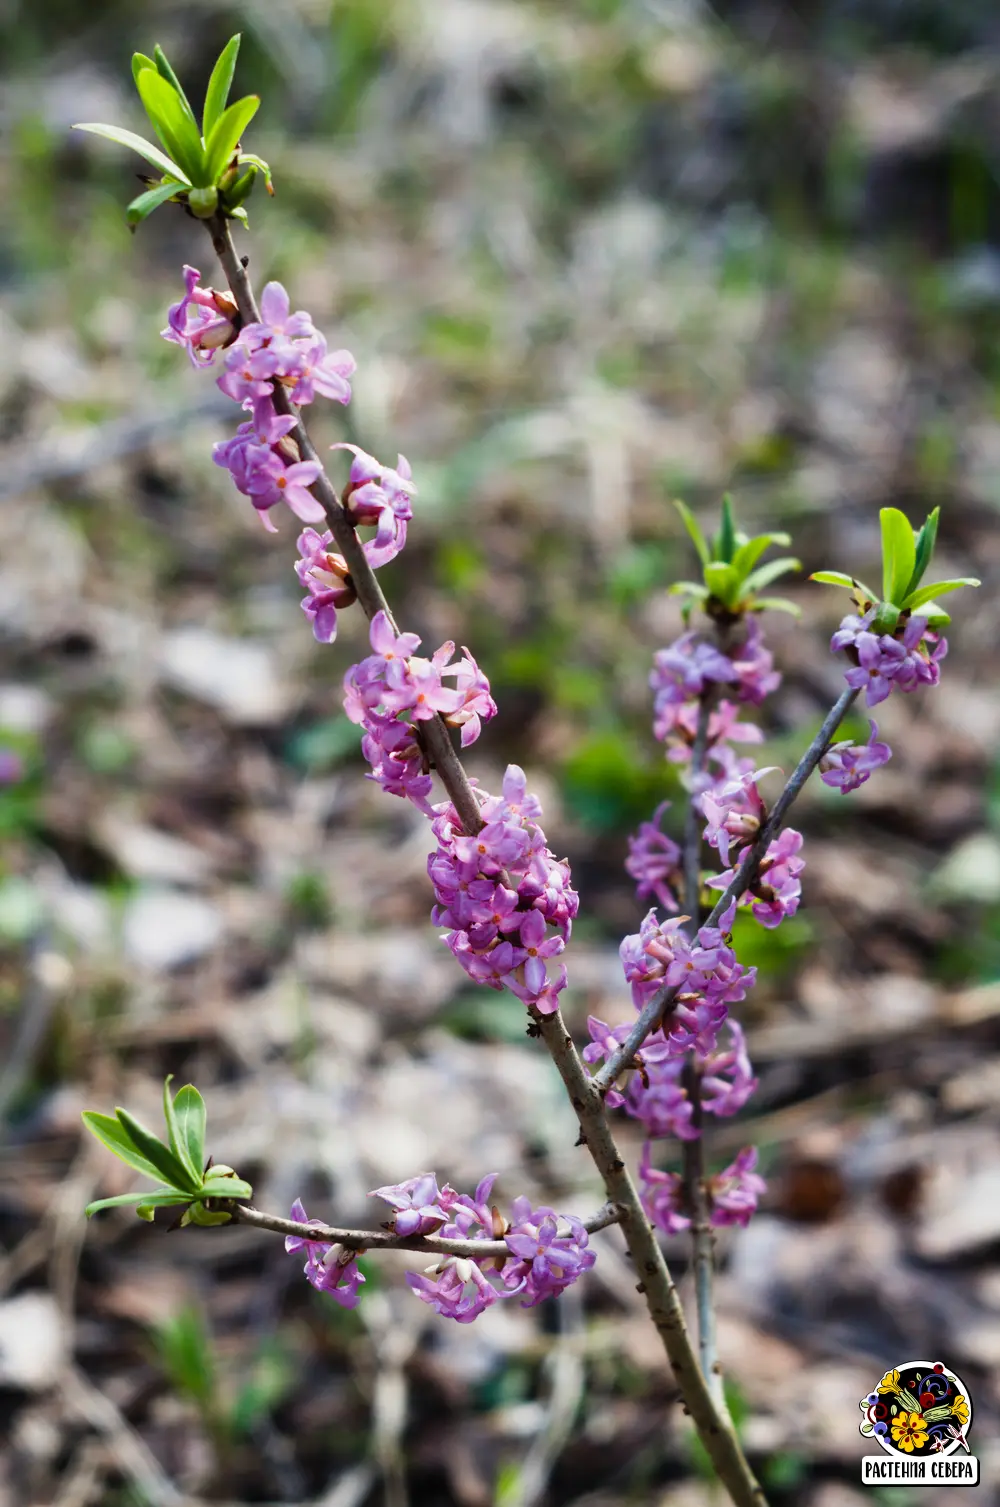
593, 686, 859, 1092
230, 1201, 622, 1259
206, 216, 483, 838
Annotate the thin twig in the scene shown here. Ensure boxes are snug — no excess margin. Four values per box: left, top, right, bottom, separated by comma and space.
678, 696, 724, 1408
205, 219, 768, 1507
593, 686, 859, 1093
230, 1201, 622, 1258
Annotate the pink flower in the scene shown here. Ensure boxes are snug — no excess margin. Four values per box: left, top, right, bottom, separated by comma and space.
369, 1173, 457, 1237
285, 1199, 365, 1308
247, 452, 325, 532
294, 528, 356, 643
501, 1197, 596, 1305
406, 1256, 500, 1323
820, 720, 892, 793
638, 1142, 690, 1235
700, 1021, 758, 1117
708, 1147, 766, 1227
625, 801, 682, 912
161, 265, 237, 367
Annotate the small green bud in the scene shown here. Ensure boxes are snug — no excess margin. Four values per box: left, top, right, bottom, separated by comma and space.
188, 185, 219, 218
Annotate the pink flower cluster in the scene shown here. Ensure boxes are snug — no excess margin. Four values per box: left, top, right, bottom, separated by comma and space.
702, 770, 804, 929
343, 612, 497, 811
164, 269, 395, 546
362, 1173, 595, 1322
625, 801, 682, 912
832, 611, 947, 707
638, 1144, 766, 1235
430, 765, 578, 1012
293, 448, 415, 645
615, 900, 755, 1054
651, 618, 778, 772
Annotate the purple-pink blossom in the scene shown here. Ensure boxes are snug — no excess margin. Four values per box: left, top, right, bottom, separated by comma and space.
699, 1021, 758, 1117
708, 1147, 766, 1227
702, 768, 776, 866
834, 612, 948, 706
501, 1197, 596, 1305
285, 1199, 365, 1307
625, 801, 682, 912
820, 720, 892, 793
161, 265, 237, 367
370, 1173, 458, 1237
638, 1142, 689, 1235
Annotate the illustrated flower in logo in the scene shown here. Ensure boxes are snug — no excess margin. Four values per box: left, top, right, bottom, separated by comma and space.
860, 1360, 973, 1462
891, 1410, 928, 1453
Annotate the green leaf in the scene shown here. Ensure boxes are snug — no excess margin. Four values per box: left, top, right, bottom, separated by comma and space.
153, 44, 198, 126
197, 1176, 252, 1201
205, 95, 260, 187
236, 151, 273, 195
809, 570, 856, 588
173, 1085, 207, 1177
135, 69, 207, 186
704, 561, 739, 605
743, 557, 801, 594
162, 1077, 199, 1183
752, 596, 802, 617
903, 576, 980, 611
667, 580, 710, 598
82, 1111, 166, 1180
131, 52, 157, 86
730, 533, 792, 582
880, 507, 916, 606
86, 1189, 191, 1218
203, 35, 242, 140
126, 180, 185, 224
907, 506, 940, 596
72, 123, 191, 186
911, 599, 950, 627
115, 1108, 200, 1194
674, 500, 709, 566
714, 494, 738, 563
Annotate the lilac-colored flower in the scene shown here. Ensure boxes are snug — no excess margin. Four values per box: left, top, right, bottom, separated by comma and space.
638, 1142, 690, 1235
406, 1256, 500, 1323
820, 720, 892, 793
843, 631, 904, 706
516, 907, 565, 996
751, 828, 804, 928
453, 818, 530, 874
625, 801, 682, 912
285, 1199, 365, 1307
369, 1173, 457, 1237
502, 1197, 596, 1305
295, 527, 357, 643
287, 335, 356, 406
708, 1147, 766, 1227
444, 649, 497, 747
651, 633, 738, 741
217, 340, 280, 403
625, 1053, 698, 1140
244, 281, 318, 344
500, 765, 543, 821
730, 616, 781, 705
699, 1021, 758, 1117
368, 610, 422, 666
830, 610, 875, 654
701, 768, 776, 866
245, 451, 325, 532
161, 266, 237, 367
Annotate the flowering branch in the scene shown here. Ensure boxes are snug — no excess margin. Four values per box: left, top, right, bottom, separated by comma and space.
593, 686, 859, 1096
231, 1200, 623, 1258
205, 213, 484, 838
679, 695, 724, 1408
73, 43, 977, 1507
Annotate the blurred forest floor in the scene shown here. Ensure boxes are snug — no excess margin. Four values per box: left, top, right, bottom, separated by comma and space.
2, 1, 1000, 1504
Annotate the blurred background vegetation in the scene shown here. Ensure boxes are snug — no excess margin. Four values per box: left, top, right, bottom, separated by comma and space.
1, 1, 1000, 1504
